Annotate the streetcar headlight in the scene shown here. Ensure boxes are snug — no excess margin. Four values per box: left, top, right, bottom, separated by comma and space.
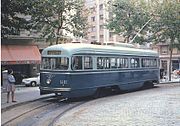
46, 79, 51, 85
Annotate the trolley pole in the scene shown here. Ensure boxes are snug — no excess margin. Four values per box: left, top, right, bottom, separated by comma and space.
129, 16, 154, 43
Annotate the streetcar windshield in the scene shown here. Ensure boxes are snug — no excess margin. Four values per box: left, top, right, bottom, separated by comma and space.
41, 57, 69, 70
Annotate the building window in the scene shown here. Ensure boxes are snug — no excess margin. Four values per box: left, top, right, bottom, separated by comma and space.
100, 35, 103, 38
91, 16, 95, 22
161, 46, 168, 54
90, 7, 95, 13
86, 0, 94, 2
100, 25, 104, 30
172, 48, 178, 54
100, 14, 103, 20
109, 32, 113, 38
91, 26, 96, 32
99, 4, 103, 10
109, 12, 113, 19
91, 36, 96, 39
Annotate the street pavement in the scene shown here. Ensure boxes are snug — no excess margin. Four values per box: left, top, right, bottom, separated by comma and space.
54, 83, 180, 126
1, 78, 180, 112
1, 86, 53, 112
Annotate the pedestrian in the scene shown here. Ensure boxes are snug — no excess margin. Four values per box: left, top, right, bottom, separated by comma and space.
6, 69, 17, 103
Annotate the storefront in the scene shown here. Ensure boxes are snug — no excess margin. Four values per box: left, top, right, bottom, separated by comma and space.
160, 58, 180, 77
1, 44, 41, 84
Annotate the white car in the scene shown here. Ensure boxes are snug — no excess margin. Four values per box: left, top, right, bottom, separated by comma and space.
22, 74, 40, 87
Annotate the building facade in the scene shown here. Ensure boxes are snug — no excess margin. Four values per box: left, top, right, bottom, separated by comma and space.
84, 0, 124, 44
153, 43, 180, 76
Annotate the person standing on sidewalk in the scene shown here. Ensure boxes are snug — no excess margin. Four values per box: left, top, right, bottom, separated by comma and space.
6, 69, 17, 103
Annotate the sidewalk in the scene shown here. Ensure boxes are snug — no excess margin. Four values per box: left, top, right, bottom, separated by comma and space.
1, 86, 53, 112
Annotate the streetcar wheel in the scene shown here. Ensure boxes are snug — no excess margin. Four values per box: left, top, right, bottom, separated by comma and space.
143, 81, 154, 89
111, 85, 120, 94
93, 88, 102, 99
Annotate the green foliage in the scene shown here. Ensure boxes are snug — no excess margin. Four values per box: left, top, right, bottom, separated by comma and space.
1, 0, 31, 38
106, 0, 150, 43
150, 0, 180, 48
27, 0, 87, 43
147, 0, 180, 81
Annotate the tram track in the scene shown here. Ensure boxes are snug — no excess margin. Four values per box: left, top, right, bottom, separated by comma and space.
2, 102, 53, 126
1, 95, 55, 113
48, 101, 88, 126
1, 96, 90, 126
1, 97, 65, 126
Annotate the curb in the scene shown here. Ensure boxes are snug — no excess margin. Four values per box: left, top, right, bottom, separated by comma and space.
159, 81, 180, 84
15, 85, 26, 88
1, 85, 37, 94
1, 95, 54, 113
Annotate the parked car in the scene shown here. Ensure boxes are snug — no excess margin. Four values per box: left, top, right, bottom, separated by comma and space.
22, 73, 40, 87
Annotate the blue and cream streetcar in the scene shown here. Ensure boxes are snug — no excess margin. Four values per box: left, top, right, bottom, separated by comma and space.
40, 43, 159, 98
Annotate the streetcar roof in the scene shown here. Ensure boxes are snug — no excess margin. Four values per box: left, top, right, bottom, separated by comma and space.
42, 43, 158, 57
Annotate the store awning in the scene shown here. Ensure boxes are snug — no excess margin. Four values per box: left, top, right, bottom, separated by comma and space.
1, 45, 41, 65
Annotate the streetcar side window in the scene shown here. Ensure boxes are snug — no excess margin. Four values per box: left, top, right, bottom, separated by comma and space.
130, 58, 140, 68
117, 58, 128, 68
97, 57, 110, 69
110, 58, 117, 69
72, 56, 82, 70
42, 58, 51, 69
104, 57, 110, 69
84, 56, 93, 69
41, 57, 69, 70
97, 57, 104, 69
141, 58, 157, 67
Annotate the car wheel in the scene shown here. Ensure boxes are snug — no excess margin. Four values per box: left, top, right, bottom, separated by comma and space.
31, 81, 37, 87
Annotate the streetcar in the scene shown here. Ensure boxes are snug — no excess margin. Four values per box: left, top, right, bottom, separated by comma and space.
39, 43, 159, 98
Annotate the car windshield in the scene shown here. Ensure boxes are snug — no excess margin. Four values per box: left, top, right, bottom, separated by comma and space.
41, 57, 69, 70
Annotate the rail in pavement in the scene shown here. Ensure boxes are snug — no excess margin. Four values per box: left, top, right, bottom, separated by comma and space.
1, 86, 54, 112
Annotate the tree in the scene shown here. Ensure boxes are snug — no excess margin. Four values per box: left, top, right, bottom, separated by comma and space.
28, 0, 87, 44
1, 0, 31, 38
107, 0, 180, 81
106, 0, 151, 43
149, 0, 180, 81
